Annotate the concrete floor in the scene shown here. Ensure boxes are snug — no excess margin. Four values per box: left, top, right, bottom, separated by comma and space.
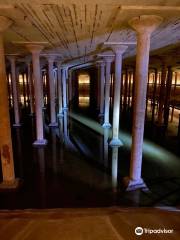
0, 207, 179, 240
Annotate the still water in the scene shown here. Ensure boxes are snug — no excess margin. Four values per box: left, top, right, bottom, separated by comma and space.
0, 107, 180, 209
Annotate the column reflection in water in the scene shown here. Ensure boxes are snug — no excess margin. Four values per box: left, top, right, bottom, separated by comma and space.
103, 128, 109, 168
14, 128, 23, 178
50, 130, 57, 173
63, 110, 69, 145
37, 148, 46, 208
57, 116, 64, 166
111, 147, 119, 192
58, 115, 64, 141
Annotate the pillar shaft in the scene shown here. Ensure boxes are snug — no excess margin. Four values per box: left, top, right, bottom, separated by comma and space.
0, 32, 15, 183
57, 63, 63, 116
157, 65, 166, 124
127, 15, 163, 188
27, 61, 34, 114
152, 69, 158, 123
33, 52, 44, 141
164, 66, 172, 127
9, 57, 21, 126
47, 58, 57, 126
99, 62, 105, 116
62, 67, 68, 109
26, 44, 47, 145
110, 45, 128, 146
130, 32, 151, 180
103, 57, 113, 128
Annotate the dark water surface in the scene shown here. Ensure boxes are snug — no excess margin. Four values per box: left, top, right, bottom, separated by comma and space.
0, 106, 180, 209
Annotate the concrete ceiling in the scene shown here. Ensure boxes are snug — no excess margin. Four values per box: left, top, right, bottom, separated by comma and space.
1, 0, 180, 65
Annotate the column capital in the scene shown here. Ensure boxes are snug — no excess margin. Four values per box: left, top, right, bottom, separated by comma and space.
98, 54, 114, 63
104, 42, 136, 55
56, 59, 63, 67
61, 64, 69, 70
111, 45, 128, 55
128, 15, 163, 35
103, 55, 114, 63
6, 54, 19, 63
98, 50, 114, 62
96, 60, 105, 67
0, 16, 12, 32
26, 44, 44, 55
45, 55, 56, 63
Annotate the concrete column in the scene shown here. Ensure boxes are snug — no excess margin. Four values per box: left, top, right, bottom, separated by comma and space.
157, 64, 167, 125
96, 61, 105, 117
102, 56, 114, 128
26, 60, 34, 115
124, 15, 163, 190
62, 66, 68, 110
164, 66, 173, 127
123, 68, 128, 112
68, 70, 72, 103
47, 56, 58, 127
40, 62, 45, 109
109, 45, 128, 146
0, 16, 19, 189
151, 68, 158, 123
57, 61, 63, 117
8, 56, 21, 127
26, 44, 47, 146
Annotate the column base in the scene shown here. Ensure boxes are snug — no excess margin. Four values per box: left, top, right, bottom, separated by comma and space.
57, 113, 64, 118
63, 108, 68, 113
49, 122, 58, 127
33, 139, 48, 146
102, 122, 111, 128
109, 138, 123, 147
13, 123, 22, 128
0, 178, 21, 190
123, 177, 148, 191
98, 113, 104, 118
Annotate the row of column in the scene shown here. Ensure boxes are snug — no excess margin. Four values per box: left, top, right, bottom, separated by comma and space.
96, 15, 163, 190
7, 52, 69, 145
0, 15, 163, 191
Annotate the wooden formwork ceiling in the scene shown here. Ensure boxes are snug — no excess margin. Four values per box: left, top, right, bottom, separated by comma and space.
0, 0, 180, 64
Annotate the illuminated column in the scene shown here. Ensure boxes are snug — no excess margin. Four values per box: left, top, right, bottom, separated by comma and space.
57, 61, 63, 117
98, 54, 114, 128
123, 69, 128, 111
96, 61, 105, 117
26, 43, 47, 145
124, 15, 163, 190
47, 56, 58, 127
26, 60, 34, 115
68, 70, 73, 103
0, 16, 19, 188
151, 68, 158, 123
157, 64, 166, 125
62, 65, 68, 110
108, 44, 128, 146
8, 56, 21, 127
164, 66, 172, 127
40, 62, 45, 109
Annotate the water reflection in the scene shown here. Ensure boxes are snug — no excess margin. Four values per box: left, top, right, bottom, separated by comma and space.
111, 147, 119, 192
37, 148, 46, 208
14, 128, 23, 178
50, 130, 58, 173
103, 128, 109, 168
